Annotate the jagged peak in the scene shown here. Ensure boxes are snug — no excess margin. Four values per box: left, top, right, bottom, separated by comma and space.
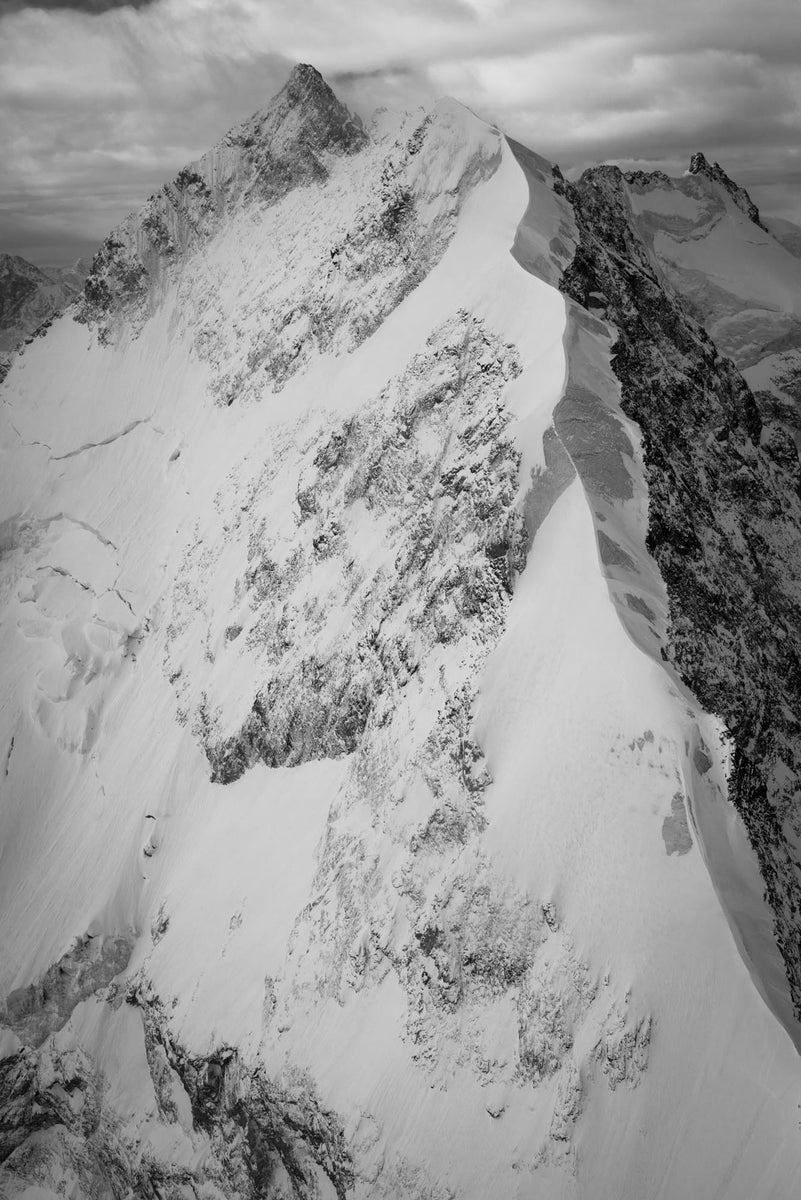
77, 62, 370, 325
287, 61, 325, 87
231, 61, 368, 160
687, 150, 712, 176
283, 62, 337, 105
687, 151, 765, 230
574, 163, 627, 194
275, 61, 349, 126
623, 167, 672, 189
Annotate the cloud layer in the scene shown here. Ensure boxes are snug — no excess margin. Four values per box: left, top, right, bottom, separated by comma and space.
2, 0, 799, 263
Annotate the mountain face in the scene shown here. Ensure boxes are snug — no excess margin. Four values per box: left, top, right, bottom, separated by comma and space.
2, 63, 801, 1199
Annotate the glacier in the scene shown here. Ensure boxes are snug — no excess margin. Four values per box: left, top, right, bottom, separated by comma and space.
2, 63, 801, 1199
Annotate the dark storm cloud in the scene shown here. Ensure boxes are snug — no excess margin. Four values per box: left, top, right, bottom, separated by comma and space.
1, 0, 800, 265
0, 0, 155, 13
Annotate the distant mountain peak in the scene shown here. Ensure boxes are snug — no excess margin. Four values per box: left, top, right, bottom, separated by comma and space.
0, 253, 50, 282
287, 61, 324, 87
283, 61, 339, 107
688, 150, 765, 230
0, 251, 85, 359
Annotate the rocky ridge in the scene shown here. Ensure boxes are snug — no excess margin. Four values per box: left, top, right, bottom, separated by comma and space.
554, 158, 801, 1014
1, 977, 353, 1200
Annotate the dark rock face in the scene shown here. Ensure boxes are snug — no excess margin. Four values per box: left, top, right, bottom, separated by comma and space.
234, 63, 368, 206
135, 991, 354, 1200
622, 169, 672, 189
0, 1043, 100, 1170
0, 986, 352, 1200
555, 163, 801, 1014
4, 933, 132, 1047
204, 658, 373, 783
200, 315, 524, 783
687, 151, 766, 230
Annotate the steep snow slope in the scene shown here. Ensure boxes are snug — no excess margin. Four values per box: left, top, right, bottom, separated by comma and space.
2, 66, 801, 1199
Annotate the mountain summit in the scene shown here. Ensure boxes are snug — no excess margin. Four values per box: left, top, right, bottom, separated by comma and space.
82, 63, 368, 322
687, 149, 766, 228
255, 62, 368, 156
2, 66, 801, 1200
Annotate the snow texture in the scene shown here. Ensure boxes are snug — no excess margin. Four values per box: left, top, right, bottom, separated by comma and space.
2, 64, 801, 1200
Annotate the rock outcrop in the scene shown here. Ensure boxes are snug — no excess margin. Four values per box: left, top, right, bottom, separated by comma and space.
687, 151, 766, 229
0, 986, 353, 1200
555, 160, 801, 1014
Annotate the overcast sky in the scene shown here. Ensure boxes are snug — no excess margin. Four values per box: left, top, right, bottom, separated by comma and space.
1, 0, 799, 265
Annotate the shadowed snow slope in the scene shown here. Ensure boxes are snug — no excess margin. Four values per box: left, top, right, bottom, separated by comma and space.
1, 65, 801, 1200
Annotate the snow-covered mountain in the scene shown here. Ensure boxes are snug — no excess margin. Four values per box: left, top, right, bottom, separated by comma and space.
2, 63, 801, 1199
